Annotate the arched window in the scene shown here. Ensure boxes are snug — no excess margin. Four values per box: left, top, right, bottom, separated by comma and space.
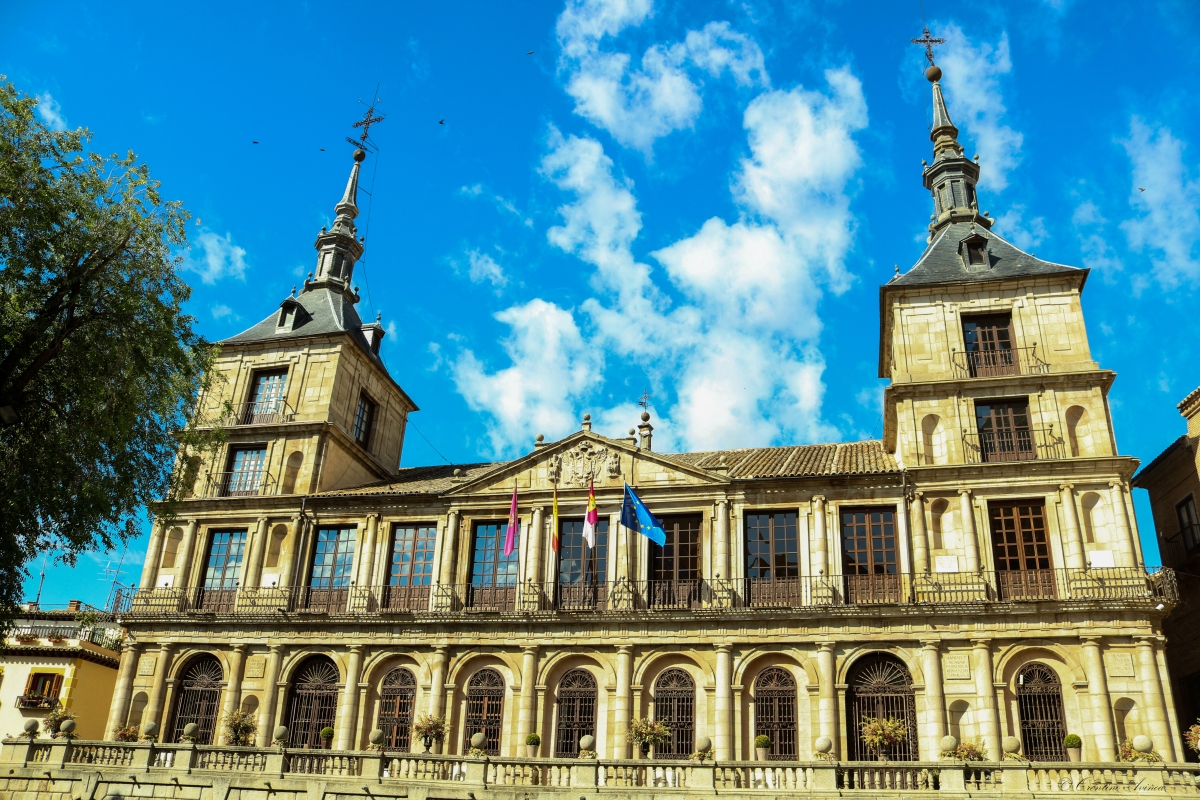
465, 669, 505, 755
171, 656, 223, 744
846, 654, 917, 761
286, 657, 340, 749
754, 668, 798, 760
555, 669, 597, 757
1016, 662, 1066, 761
653, 668, 695, 758
379, 668, 417, 751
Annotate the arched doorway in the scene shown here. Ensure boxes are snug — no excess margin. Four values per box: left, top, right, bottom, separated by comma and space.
1016, 663, 1067, 761
846, 654, 917, 760
555, 669, 597, 757
754, 667, 798, 760
378, 668, 417, 751
170, 655, 223, 744
286, 657, 340, 748
465, 668, 505, 755
653, 668, 695, 758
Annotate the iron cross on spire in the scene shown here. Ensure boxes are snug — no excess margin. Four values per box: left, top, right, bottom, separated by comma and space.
911, 27, 946, 66
346, 102, 385, 150
638, 389, 653, 410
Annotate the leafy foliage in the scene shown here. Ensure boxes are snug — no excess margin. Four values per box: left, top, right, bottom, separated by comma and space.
1063, 733, 1082, 749
525, 732, 541, 746
859, 716, 907, 752
0, 78, 220, 623
113, 725, 139, 742
43, 707, 75, 737
1118, 739, 1162, 763
1186, 721, 1200, 755
626, 717, 671, 747
412, 713, 448, 741
223, 709, 257, 747
940, 740, 986, 761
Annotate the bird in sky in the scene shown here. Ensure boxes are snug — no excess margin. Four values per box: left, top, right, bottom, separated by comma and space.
319, 148, 325, 151
439, 119, 445, 124
252, 140, 259, 144
527, 51, 534, 54
1138, 187, 1146, 192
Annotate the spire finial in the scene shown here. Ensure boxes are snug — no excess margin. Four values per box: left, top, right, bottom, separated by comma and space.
912, 27, 945, 68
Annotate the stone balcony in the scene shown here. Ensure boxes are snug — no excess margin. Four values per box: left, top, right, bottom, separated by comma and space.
3, 737, 1200, 799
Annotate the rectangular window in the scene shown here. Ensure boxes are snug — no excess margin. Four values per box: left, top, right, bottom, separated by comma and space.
467, 521, 520, 611
974, 399, 1034, 462
989, 501, 1055, 600
648, 515, 702, 609
744, 512, 801, 607
557, 519, 609, 611
245, 369, 288, 423
19, 673, 63, 709
198, 529, 246, 612
305, 526, 356, 612
962, 314, 1017, 377
1177, 496, 1200, 555
224, 446, 266, 496
353, 393, 376, 447
840, 508, 901, 604
383, 524, 436, 611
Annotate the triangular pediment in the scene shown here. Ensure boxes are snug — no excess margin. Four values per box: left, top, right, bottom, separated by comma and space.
445, 431, 727, 499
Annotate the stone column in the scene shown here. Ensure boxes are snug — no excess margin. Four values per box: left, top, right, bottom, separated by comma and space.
1135, 636, 1175, 761
243, 518, 269, 588
715, 644, 733, 760
1109, 481, 1137, 568
959, 490, 980, 572
257, 644, 284, 747
336, 645, 364, 750
921, 640, 946, 760
176, 520, 199, 588
715, 501, 730, 580
812, 497, 828, 576
220, 644, 248, 740
429, 646, 449, 753
610, 511, 626, 581
518, 645, 539, 748
438, 511, 460, 587
527, 508, 545, 585
911, 493, 930, 573
358, 514, 380, 589
1060, 484, 1087, 569
145, 642, 176, 734
816, 642, 838, 757
1080, 636, 1117, 761
278, 515, 303, 588
896, 496, 913, 574
105, 642, 141, 738
614, 645, 633, 758
972, 640, 1002, 761
139, 521, 165, 588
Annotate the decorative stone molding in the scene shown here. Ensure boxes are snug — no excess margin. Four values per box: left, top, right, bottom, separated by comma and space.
548, 440, 621, 487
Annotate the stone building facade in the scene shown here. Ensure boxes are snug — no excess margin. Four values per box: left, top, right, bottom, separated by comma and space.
101, 69, 1179, 768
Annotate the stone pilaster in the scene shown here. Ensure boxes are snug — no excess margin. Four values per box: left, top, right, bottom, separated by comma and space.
1109, 481, 1137, 568
920, 640, 946, 759
104, 642, 141, 738
1060, 484, 1086, 570
816, 642, 837, 757
959, 490, 980, 572
139, 521, 165, 588
714, 644, 733, 760
438, 511, 460, 587
614, 645, 633, 758
811, 497, 827, 576
527, 508, 545, 584
1080, 636, 1116, 761
518, 645, 539, 748
243, 518, 269, 588
1135, 636, 1174, 761
972, 639, 1002, 761
145, 642, 176, 735
176, 520, 199, 588
714, 501, 730, 580
220, 644, 248, 739
256, 644, 284, 747
911, 493, 930, 574
336, 645, 364, 750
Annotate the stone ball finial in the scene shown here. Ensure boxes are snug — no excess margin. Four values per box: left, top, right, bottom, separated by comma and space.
183, 723, 199, 739
1132, 735, 1154, 754
274, 725, 289, 742
940, 735, 958, 753
370, 729, 386, 745
1002, 736, 1021, 754
926, 64, 942, 82
583, 413, 591, 422
579, 734, 596, 751
470, 731, 487, 749
640, 411, 650, 422
59, 719, 76, 735
143, 721, 159, 737
814, 736, 833, 754
629, 428, 636, 436
453, 468, 462, 477
354, 148, 367, 162
23, 719, 38, 734
695, 736, 712, 753
536, 433, 544, 443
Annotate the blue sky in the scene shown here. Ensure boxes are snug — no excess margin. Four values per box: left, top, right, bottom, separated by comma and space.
7, 0, 1200, 606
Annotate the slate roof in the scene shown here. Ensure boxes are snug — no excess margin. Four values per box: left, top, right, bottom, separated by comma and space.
220, 286, 386, 370
315, 439, 897, 499
1132, 435, 1191, 488
888, 222, 1087, 289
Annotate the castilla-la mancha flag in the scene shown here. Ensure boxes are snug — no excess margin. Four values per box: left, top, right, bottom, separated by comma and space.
582, 478, 599, 549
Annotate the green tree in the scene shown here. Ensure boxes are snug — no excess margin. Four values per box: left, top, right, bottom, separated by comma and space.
0, 79, 217, 621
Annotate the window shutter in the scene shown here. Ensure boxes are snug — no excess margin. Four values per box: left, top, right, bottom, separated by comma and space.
50, 674, 63, 699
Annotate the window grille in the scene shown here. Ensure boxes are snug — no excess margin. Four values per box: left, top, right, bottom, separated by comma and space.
1016, 663, 1067, 761
555, 669, 597, 757
846, 655, 917, 761
653, 668, 695, 758
171, 656, 224, 745
754, 668, 798, 760
465, 668, 505, 755
378, 668, 417, 751
286, 658, 340, 748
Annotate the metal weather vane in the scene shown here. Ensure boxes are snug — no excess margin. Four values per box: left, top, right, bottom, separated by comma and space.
911, 27, 945, 66
347, 95, 385, 151
638, 388, 653, 411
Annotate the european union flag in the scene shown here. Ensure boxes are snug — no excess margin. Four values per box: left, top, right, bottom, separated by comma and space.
620, 483, 666, 546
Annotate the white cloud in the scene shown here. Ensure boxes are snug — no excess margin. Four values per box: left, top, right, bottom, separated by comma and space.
466, 249, 509, 288
935, 23, 1023, 192
210, 304, 235, 320
460, 184, 533, 227
451, 299, 603, 457
35, 92, 67, 131
1071, 200, 1124, 279
556, 0, 768, 154
1120, 118, 1200, 288
994, 204, 1047, 252
183, 229, 248, 284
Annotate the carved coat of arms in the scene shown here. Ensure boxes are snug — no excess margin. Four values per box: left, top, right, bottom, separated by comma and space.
548, 440, 622, 487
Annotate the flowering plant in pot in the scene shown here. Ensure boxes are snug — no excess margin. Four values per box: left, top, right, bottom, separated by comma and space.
223, 709, 257, 747
525, 732, 541, 757
940, 741, 985, 762
44, 708, 76, 739
859, 716, 907, 761
412, 714, 448, 753
754, 734, 771, 761
1186, 721, 1200, 756
113, 725, 139, 743
1119, 737, 1163, 763
627, 718, 671, 757
1063, 734, 1082, 762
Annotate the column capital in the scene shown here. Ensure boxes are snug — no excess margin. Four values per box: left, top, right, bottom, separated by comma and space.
532, 506, 545, 513
1079, 635, 1103, 646
367, 512, 381, 523
616, 644, 633, 655
433, 644, 450, 656
1109, 479, 1126, 490
122, 641, 140, 654
268, 643, 284, 654
816, 641, 836, 653
522, 644, 540, 655
1059, 482, 1075, 492
958, 488, 972, 496
920, 639, 941, 651
1133, 635, 1161, 647
812, 495, 826, 503
257, 516, 269, 525
969, 638, 992, 650
348, 644, 364, 654
914, 490, 925, 499
232, 643, 249, 654
715, 643, 733, 654
158, 641, 176, 653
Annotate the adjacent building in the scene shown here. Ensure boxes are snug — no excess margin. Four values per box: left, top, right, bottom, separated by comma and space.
103, 65, 1179, 765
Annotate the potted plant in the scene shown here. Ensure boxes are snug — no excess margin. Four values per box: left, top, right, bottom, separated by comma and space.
320, 727, 335, 749
526, 732, 541, 757
47, 633, 67, 644
940, 741, 985, 762
44, 708, 76, 739
113, 725, 139, 743
14, 632, 38, 644
412, 714, 448, 754
1187, 720, 1200, 757
859, 716, 907, 761
223, 709, 257, 747
1063, 733, 1082, 762
627, 717, 671, 758
755, 734, 771, 761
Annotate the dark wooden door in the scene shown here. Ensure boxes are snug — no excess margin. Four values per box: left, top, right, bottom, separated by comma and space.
975, 400, 1033, 462
465, 668, 505, 754
745, 513, 802, 607
990, 501, 1055, 600
171, 656, 224, 744
557, 519, 609, 611
378, 668, 416, 751
385, 525, 436, 611
653, 668, 695, 758
649, 516, 702, 609
307, 527, 355, 612
841, 508, 902, 603
555, 669, 597, 757
468, 523, 520, 611
198, 530, 246, 612
754, 668, 798, 760
962, 314, 1017, 377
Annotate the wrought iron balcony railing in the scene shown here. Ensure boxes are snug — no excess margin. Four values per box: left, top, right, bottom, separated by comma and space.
1159, 526, 1200, 568
961, 425, 1066, 463
229, 399, 295, 426
15, 694, 60, 710
951, 345, 1049, 379
110, 567, 1176, 620
203, 470, 276, 498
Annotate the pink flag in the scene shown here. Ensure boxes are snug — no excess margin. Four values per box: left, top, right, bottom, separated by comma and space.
582, 478, 599, 549
505, 482, 519, 556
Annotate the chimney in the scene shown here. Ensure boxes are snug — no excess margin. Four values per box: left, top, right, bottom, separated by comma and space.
67, 600, 81, 612
581, 413, 592, 433
638, 411, 653, 452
